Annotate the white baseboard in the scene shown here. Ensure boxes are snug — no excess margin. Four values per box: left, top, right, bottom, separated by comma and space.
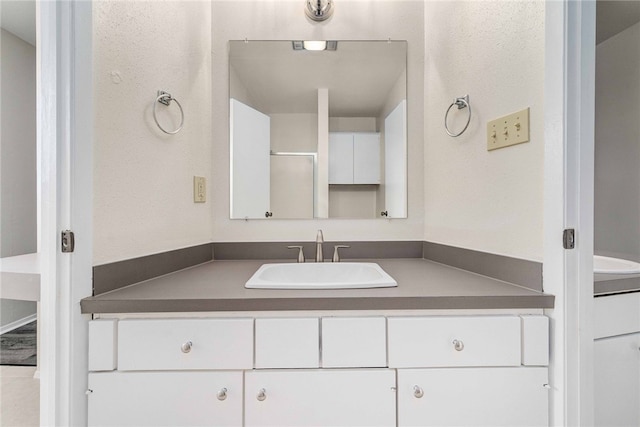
0, 313, 37, 335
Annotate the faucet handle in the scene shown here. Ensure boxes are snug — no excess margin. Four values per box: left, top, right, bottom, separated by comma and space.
332, 245, 350, 262
287, 245, 305, 263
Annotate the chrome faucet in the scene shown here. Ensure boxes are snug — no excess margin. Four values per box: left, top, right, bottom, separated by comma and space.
315, 230, 324, 262
332, 245, 350, 262
287, 245, 305, 263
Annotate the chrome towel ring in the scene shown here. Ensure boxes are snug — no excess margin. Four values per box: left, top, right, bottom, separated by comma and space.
153, 90, 184, 135
444, 94, 471, 137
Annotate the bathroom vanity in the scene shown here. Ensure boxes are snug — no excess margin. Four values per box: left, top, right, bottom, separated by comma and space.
83, 258, 553, 427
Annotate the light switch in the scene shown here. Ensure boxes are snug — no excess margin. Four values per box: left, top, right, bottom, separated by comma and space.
193, 176, 206, 203
487, 108, 530, 151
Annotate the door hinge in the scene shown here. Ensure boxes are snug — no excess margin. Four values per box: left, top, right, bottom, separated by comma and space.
563, 228, 575, 249
61, 230, 75, 253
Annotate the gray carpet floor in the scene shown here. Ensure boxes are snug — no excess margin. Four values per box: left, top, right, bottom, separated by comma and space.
0, 321, 37, 366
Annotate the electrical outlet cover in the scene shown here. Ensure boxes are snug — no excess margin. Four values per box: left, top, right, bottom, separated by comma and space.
193, 176, 206, 203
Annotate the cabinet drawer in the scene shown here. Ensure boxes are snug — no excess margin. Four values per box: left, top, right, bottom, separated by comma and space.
322, 317, 387, 367
118, 318, 253, 371
595, 292, 640, 339
255, 318, 319, 368
388, 316, 521, 367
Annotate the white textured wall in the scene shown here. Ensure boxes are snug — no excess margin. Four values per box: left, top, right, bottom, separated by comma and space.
423, 1, 545, 261
0, 299, 36, 330
271, 113, 317, 153
594, 21, 640, 260
93, 1, 212, 264
0, 29, 38, 328
1, 29, 37, 258
212, 0, 424, 242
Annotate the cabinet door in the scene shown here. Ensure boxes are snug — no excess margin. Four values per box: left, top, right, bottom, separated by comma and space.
384, 99, 407, 217
329, 133, 354, 184
397, 367, 548, 427
230, 98, 270, 218
595, 333, 640, 427
245, 369, 396, 427
270, 154, 314, 219
353, 133, 380, 184
88, 371, 242, 427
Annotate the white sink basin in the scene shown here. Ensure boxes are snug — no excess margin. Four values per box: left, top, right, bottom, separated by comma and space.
594, 255, 640, 274
245, 262, 398, 289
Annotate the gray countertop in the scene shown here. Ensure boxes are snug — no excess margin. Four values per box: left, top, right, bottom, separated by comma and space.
81, 258, 554, 313
594, 272, 640, 296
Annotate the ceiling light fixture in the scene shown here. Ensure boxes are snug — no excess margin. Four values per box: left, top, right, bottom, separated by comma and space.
305, 0, 334, 22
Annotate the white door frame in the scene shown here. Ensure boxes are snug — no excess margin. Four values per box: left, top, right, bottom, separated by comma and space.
544, 1, 595, 426
38, 1, 93, 425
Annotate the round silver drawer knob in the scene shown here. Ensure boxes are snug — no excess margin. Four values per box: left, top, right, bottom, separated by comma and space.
257, 388, 267, 401
452, 339, 464, 351
181, 341, 193, 353
413, 385, 424, 398
217, 388, 228, 401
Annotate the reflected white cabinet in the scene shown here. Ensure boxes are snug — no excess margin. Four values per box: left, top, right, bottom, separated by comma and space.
397, 368, 549, 427
245, 369, 396, 427
329, 132, 380, 184
88, 371, 243, 427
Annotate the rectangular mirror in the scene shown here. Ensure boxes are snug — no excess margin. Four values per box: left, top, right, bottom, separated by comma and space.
230, 40, 407, 219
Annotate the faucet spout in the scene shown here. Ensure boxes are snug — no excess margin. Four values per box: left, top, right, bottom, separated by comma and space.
315, 230, 324, 262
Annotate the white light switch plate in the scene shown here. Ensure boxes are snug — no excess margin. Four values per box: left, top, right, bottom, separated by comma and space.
193, 176, 206, 203
487, 108, 530, 151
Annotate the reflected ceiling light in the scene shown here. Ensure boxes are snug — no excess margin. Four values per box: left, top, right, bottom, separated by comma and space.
292, 40, 338, 51
304, 40, 327, 51
305, 0, 334, 22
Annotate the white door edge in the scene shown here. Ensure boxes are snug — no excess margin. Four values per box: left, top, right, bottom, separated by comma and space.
38, 1, 93, 425
544, 1, 595, 426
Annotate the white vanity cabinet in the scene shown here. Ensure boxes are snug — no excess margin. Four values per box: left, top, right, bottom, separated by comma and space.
594, 293, 640, 426
87, 314, 550, 427
329, 132, 380, 184
245, 369, 396, 427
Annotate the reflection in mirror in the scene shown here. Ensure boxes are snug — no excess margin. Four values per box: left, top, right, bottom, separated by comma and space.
230, 40, 407, 219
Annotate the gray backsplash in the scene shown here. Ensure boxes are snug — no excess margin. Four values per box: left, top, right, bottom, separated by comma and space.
212, 241, 423, 261
93, 244, 213, 295
92, 241, 543, 296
